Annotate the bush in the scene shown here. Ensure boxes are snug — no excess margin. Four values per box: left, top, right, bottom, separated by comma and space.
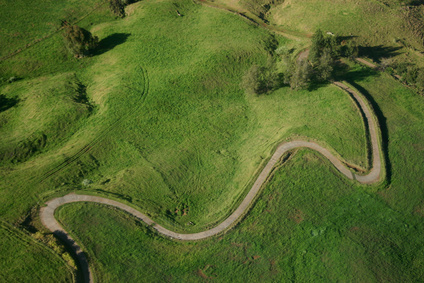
109, 0, 126, 18
289, 59, 313, 90
317, 49, 334, 82
404, 66, 419, 85
342, 40, 359, 59
63, 24, 98, 57
241, 63, 280, 95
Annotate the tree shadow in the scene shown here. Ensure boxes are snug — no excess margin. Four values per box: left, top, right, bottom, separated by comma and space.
337, 35, 358, 42
346, 81, 392, 184
359, 45, 402, 63
307, 81, 330, 91
0, 94, 19, 113
404, 0, 422, 6
94, 33, 131, 56
333, 61, 380, 82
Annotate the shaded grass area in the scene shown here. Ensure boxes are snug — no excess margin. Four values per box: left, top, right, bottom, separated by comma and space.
0, 223, 72, 282
57, 150, 424, 282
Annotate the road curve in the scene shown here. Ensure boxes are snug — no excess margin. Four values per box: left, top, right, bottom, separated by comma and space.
40, 81, 383, 282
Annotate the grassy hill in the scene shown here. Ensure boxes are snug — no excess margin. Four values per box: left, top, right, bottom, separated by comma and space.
1, 0, 424, 281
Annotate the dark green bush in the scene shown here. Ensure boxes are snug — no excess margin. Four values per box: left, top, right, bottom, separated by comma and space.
63, 24, 98, 57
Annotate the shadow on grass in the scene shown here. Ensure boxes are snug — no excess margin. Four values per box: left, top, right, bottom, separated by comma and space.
333, 61, 380, 82
0, 94, 19, 113
347, 81, 392, 184
359, 45, 402, 63
307, 62, 380, 91
337, 35, 358, 42
307, 81, 330, 91
95, 33, 131, 56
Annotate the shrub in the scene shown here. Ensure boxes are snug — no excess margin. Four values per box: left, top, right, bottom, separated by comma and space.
63, 24, 98, 57
109, 0, 126, 18
289, 59, 313, 90
404, 66, 419, 85
317, 49, 334, 82
241, 63, 280, 95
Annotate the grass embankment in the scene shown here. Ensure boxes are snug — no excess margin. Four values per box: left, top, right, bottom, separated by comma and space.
0, 222, 73, 282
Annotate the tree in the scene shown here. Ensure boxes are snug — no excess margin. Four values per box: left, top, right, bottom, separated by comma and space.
241, 63, 280, 95
309, 29, 338, 73
309, 29, 325, 65
317, 48, 334, 81
63, 24, 98, 57
379, 57, 394, 71
109, 0, 125, 18
290, 59, 312, 90
343, 39, 359, 59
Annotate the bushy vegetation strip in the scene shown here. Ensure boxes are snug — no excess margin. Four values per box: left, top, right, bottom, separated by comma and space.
40, 81, 383, 281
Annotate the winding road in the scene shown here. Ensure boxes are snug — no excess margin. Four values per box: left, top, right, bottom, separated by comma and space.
40, 81, 383, 282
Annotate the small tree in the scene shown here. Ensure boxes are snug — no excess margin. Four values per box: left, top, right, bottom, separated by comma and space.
317, 48, 334, 81
63, 24, 98, 57
241, 65, 262, 94
309, 29, 325, 65
344, 40, 359, 59
109, 0, 126, 18
290, 59, 312, 90
242, 63, 279, 95
404, 66, 419, 85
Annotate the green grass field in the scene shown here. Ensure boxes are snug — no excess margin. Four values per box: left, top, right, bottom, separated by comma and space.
0, 0, 367, 228
1, 0, 424, 281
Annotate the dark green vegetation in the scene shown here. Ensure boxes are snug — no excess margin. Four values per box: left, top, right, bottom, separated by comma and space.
108, 0, 139, 18
62, 24, 99, 57
1, 0, 424, 282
